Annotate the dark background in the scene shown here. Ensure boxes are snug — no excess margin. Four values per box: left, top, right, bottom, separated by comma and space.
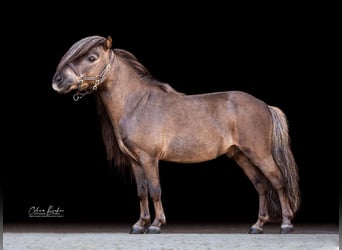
3, 5, 338, 226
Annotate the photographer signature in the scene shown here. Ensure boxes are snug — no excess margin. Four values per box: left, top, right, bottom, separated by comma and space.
28, 205, 64, 217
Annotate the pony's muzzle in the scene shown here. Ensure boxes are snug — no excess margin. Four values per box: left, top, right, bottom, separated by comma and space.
52, 73, 64, 92
52, 73, 74, 93
54, 73, 64, 84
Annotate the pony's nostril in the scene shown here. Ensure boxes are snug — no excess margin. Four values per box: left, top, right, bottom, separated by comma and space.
55, 74, 63, 83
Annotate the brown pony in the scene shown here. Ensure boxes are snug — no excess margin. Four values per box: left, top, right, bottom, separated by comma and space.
52, 35, 300, 234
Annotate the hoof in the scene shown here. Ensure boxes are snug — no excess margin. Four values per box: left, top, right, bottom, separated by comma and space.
146, 225, 161, 234
280, 224, 294, 234
129, 225, 145, 234
249, 225, 263, 234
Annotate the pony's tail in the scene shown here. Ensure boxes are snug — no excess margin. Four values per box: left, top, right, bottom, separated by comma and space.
267, 106, 300, 220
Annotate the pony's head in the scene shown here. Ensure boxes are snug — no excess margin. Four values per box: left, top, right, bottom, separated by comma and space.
52, 35, 114, 100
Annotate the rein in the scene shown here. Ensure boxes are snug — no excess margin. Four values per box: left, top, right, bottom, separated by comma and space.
68, 50, 114, 101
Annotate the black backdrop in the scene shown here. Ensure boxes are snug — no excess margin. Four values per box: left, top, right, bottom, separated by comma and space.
3, 6, 338, 225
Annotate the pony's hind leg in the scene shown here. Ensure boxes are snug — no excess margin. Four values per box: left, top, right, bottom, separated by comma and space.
250, 155, 296, 234
260, 157, 294, 233
227, 148, 270, 234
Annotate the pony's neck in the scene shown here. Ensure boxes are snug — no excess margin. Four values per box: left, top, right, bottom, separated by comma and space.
98, 56, 149, 124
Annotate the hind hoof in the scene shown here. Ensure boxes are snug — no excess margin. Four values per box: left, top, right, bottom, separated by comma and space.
146, 225, 161, 234
280, 224, 294, 234
249, 226, 263, 234
129, 225, 145, 234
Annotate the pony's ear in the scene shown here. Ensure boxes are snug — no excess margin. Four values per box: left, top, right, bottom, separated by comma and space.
104, 36, 112, 50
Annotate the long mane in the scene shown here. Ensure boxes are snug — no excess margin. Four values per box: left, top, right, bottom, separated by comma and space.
96, 95, 131, 172
113, 48, 183, 95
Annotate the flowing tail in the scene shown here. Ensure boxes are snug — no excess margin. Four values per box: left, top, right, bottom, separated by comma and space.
266, 106, 300, 220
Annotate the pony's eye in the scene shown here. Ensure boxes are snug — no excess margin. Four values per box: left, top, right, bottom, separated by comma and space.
88, 55, 97, 62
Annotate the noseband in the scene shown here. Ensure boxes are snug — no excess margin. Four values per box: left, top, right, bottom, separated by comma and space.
68, 50, 114, 101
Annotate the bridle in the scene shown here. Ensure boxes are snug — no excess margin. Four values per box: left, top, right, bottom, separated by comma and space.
68, 50, 114, 101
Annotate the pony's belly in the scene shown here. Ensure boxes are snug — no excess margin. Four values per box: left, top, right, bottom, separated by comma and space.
159, 132, 231, 163
164, 154, 222, 164
161, 145, 226, 163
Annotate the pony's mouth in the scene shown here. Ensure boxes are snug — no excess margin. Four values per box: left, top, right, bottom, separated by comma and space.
52, 81, 77, 94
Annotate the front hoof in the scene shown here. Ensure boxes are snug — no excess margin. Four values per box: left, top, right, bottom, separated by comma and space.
146, 225, 161, 234
249, 225, 263, 234
280, 224, 294, 234
129, 225, 145, 234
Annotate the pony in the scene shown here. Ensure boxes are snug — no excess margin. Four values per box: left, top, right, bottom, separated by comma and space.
52, 35, 300, 234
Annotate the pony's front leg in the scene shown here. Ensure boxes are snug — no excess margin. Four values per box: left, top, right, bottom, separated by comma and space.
141, 156, 166, 234
130, 162, 151, 234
